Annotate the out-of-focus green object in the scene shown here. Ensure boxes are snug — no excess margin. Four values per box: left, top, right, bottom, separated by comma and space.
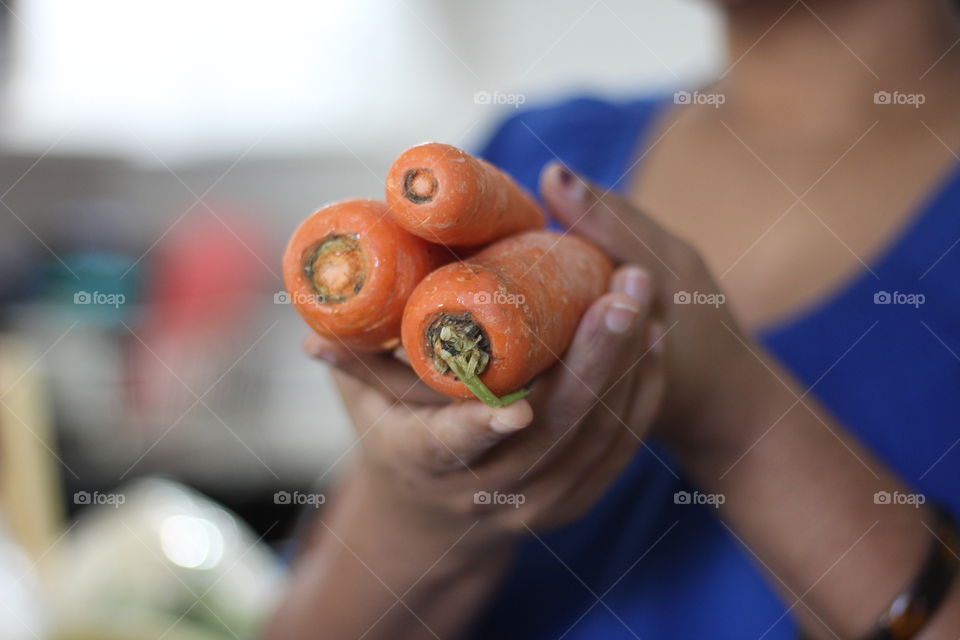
48, 478, 284, 640
46, 251, 141, 326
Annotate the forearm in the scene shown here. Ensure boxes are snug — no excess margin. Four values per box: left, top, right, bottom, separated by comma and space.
673, 351, 955, 638
264, 461, 514, 640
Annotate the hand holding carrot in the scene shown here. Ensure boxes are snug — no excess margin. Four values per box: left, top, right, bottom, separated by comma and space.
538, 162, 752, 449
272, 156, 666, 640
303, 262, 664, 534
401, 230, 613, 406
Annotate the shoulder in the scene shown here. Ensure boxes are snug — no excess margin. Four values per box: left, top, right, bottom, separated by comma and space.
476, 94, 667, 192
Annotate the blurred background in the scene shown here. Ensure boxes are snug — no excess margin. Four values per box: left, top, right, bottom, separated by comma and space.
0, 1, 722, 637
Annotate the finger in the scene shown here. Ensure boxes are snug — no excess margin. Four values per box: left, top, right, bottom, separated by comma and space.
531, 279, 652, 419
516, 322, 666, 524
546, 264, 654, 396
610, 264, 650, 301
506, 272, 656, 478
561, 346, 668, 512
479, 282, 652, 477
538, 162, 680, 280
400, 398, 534, 473
600, 320, 667, 438
328, 368, 533, 474
303, 333, 445, 405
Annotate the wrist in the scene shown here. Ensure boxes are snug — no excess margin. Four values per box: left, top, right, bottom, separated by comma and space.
663, 338, 784, 475
347, 455, 522, 558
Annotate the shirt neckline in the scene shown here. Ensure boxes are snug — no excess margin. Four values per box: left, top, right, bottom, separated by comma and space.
614, 96, 960, 341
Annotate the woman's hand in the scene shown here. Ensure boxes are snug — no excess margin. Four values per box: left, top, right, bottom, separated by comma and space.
270, 263, 664, 639
537, 163, 958, 639
306, 261, 665, 537
538, 162, 752, 451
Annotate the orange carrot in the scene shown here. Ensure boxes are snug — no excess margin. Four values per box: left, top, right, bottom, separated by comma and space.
385, 142, 546, 246
283, 198, 446, 351
401, 230, 612, 406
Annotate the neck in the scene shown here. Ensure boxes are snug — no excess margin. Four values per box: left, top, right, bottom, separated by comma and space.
714, 0, 960, 135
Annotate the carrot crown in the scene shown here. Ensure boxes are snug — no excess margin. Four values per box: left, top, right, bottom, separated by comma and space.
402, 168, 439, 204
425, 311, 528, 408
303, 234, 365, 303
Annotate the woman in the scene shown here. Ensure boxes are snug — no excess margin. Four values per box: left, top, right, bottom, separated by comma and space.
267, 0, 960, 637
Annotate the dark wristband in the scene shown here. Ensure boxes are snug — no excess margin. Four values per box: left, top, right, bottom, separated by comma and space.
862, 504, 959, 640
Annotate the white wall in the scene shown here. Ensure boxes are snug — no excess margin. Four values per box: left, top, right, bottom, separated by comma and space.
2, 0, 723, 161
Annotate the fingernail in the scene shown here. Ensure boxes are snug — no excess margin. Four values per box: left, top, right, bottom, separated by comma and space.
621, 268, 651, 306
555, 165, 586, 204
318, 351, 337, 365
605, 300, 639, 334
490, 411, 528, 434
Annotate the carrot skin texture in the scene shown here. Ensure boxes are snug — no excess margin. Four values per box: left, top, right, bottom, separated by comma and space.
385, 142, 546, 247
401, 231, 613, 398
283, 198, 446, 351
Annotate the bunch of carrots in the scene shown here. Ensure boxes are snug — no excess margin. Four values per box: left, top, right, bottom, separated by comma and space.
282, 143, 612, 407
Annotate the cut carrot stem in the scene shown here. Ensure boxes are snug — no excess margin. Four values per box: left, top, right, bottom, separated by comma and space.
428, 316, 529, 407
282, 198, 447, 351
437, 349, 529, 408
385, 142, 546, 247
402, 230, 613, 400
403, 168, 438, 203
305, 234, 364, 303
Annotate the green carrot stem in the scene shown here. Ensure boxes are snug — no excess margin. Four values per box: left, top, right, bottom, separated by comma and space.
437, 350, 529, 408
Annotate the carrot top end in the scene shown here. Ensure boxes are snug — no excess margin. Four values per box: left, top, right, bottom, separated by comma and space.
426, 313, 524, 408
403, 168, 438, 204
303, 234, 365, 304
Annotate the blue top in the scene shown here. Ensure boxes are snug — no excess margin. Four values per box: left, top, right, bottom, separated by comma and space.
471, 96, 960, 639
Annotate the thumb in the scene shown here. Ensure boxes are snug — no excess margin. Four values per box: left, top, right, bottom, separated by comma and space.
539, 162, 683, 281
411, 398, 534, 472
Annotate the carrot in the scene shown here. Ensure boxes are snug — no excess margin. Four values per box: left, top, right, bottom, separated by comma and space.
283, 198, 446, 351
385, 142, 546, 246
401, 230, 612, 406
